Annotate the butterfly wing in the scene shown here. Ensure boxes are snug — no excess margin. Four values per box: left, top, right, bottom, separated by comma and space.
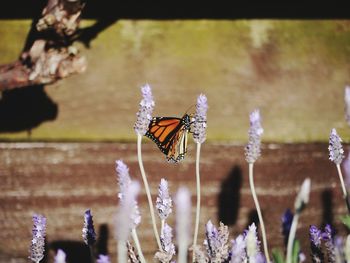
166, 124, 189, 163
145, 117, 183, 155
145, 116, 191, 162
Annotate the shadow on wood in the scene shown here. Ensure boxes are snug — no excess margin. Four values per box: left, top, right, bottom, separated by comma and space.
217, 165, 243, 226
0, 85, 58, 133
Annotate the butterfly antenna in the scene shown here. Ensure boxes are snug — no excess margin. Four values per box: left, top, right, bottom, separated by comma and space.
184, 104, 196, 116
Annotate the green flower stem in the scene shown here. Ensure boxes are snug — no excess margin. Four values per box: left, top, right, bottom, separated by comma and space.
131, 228, 146, 263
248, 163, 270, 263
286, 212, 300, 263
137, 134, 162, 250
192, 142, 202, 262
336, 164, 350, 214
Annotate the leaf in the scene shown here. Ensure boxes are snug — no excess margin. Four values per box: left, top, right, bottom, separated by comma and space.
272, 248, 285, 263
341, 215, 350, 230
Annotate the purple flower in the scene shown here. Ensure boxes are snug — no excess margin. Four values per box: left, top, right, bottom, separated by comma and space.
155, 223, 176, 262
115, 160, 132, 201
97, 255, 111, 263
281, 209, 294, 246
54, 249, 66, 263
246, 223, 261, 261
345, 86, 350, 126
322, 224, 336, 263
134, 84, 155, 135
245, 109, 263, 163
193, 94, 208, 144
342, 151, 350, 188
115, 181, 141, 241
82, 209, 96, 246
115, 160, 141, 229
230, 235, 247, 263
204, 220, 229, 262
156, 178, 172, 220
29, 214, 47, 263
328, 128, 344, 165
309, 225, 324, 263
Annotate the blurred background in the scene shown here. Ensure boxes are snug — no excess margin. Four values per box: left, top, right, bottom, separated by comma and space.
1, 1, 350, 262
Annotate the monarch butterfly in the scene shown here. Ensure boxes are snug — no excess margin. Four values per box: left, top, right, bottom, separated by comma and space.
145, 114, 192, 163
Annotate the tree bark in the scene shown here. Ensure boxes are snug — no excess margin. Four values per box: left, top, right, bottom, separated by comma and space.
0, 0, 87, 91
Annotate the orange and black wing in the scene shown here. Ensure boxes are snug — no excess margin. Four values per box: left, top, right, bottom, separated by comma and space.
145, 117, 183, 156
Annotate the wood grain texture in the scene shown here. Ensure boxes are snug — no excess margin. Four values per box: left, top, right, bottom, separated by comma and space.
0, 142, 348, 262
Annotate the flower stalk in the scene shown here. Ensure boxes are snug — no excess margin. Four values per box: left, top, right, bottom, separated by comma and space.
329, 128, 350, 213
286, 178, 311, 263
134, 84, 162, 250
192, 94, 208, 262
248, 163, 270, 263
245, 109, 269, 262
137, 134, 162, 250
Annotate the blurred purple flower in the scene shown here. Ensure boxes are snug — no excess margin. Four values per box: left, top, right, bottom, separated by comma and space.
281, 209, 294, 246
54, 249, 66, 263
82, 209, 96, 246
345, 86, 350, 126
115, 181, 141, 241
309, 225, 324, 263
230, 235, 247, 263
115, 160, 132, 201
134, 84, 155, 135
97, 254, 111, 263
342, 151, 350, 188
322, 224, 336, 263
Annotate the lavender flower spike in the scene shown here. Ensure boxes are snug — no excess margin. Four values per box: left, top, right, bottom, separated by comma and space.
230, 235, 247, 263
329, 128, 344, 165
342, 152, 350, 188
115, 181, 141, 241
245, 109, 264, 163
29, 214, 47, 263
97, 255, 111, 263
116, 160, 132, 201
322, 224, 336, 263
156, 178, 172, 220
193, 94, 208, 144
134, 84, 155, 135
155, 223, 176, 262
204, 220, 230, 262
246, 223, 261, 262
345, 86, 350, 126
54, 249, 66, 263
309, 225, 324, 263
82, 209, 96, 246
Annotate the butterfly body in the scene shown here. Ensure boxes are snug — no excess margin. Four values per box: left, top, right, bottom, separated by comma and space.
145, 114, 192, 163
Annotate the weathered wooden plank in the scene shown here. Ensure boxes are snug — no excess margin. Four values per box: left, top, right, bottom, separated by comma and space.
0, 142, 348, 262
